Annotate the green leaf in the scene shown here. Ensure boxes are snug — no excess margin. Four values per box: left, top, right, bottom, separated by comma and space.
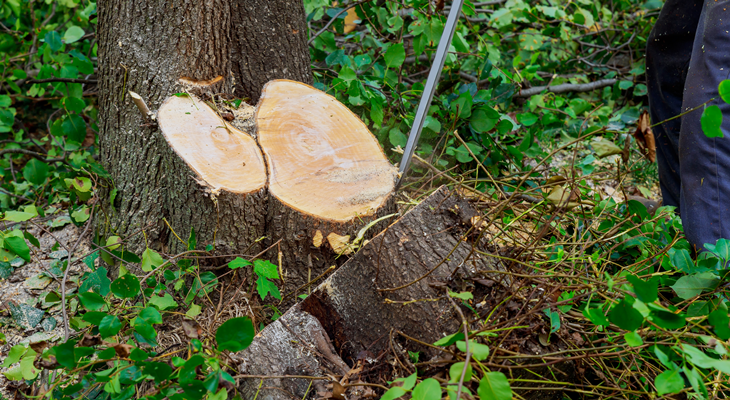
470, 108, 498, 133
411, 378, 441, 400
671, 249, 695, 272
78, 292, 107, 311
228, 257, 252, 269
449, 362, 473, 383
45, 31, 62, 52
516, 112, 538, 127
130, 348, 149, 362
134, 316, 157, 341
623, 331, 643, 347
111, 274, 141, 299
20, 356, 39, 380
400, 373, 417, 390
82, 311, 109, 325
61, 114, 87, 143
216, 317, 255, 352
3, 211, 37, 222
79, 266, 111, 296
141, 248, 164, 272
608, 298, 644, 331
53, 340, 77, 368
384, 43, 406, 68
187, 227, 196, 251
543, 308, 560, 334
0, 95, 11, 107
434, 331, 465, 346
719, 80, 730, 104
381, 387, 407, 400
139, 307, 162, 324
256, 276, 281, 300
3, 345, 27, 367
478, 372, 512, 400
456, 340, 490, 361
701, 105, 723, 138
4, 236, 30, 262
709, 309, 730, 340
655, 368, 684, 395
649, 306, 686, 330
671, 272, 720, 300
99, 315, 122, 338
254, 259, 279, 279
618, 80, 634, 90
149, 293, 178, 310
22, 159, 49, 185
339, 66, 357, 81
63, 26, 85, 44
389, 127, 407, 148
451, 91, 473, 119
627, 274, 659, 303
449, 291, 473, 300
142, 361, 172, 383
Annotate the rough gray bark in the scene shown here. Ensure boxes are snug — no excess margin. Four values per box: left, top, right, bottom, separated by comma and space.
231, 1, 313, 102
97, 0, 312, 255
234, 304, 349, 400
301, 186, 508, 363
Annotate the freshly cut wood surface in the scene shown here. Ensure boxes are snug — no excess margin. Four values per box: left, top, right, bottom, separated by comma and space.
257, 80, 397, 222
158, 95, 266, 194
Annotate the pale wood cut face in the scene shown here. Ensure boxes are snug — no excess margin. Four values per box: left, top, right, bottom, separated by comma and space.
257, 80, 396, 222
157, 95, 267, 194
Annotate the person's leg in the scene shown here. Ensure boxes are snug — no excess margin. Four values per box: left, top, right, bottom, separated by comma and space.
679, 0, 730, 251
646, 0, 703, 210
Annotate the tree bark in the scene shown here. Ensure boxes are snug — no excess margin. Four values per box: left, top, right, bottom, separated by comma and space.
96, 0, 312, 255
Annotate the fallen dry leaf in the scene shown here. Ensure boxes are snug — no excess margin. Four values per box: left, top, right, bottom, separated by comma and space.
633, 111, 656, 162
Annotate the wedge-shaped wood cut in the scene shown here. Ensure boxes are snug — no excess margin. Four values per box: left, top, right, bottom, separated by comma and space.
158, 95, 267, 194
257, 80, 396, 222
256, 80, 398, 299
156, 95, 268, 255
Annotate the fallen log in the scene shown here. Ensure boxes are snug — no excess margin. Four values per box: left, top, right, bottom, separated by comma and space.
235, 186, 574, 399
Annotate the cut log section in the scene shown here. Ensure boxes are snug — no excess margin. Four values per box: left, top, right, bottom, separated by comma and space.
156, 95, 268, 254
235, 187, 572, 399
256, 80, 398, 296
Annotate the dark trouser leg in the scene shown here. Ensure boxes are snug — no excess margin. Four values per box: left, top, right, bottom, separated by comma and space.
646, 0, 703, 210
680, 0, 730, 250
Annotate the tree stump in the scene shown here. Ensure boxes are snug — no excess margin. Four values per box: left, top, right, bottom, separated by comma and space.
155, 80, 397, 296
256, 80, 398, 294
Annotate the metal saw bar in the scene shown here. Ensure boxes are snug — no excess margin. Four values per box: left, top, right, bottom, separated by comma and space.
396, 0, 465, 188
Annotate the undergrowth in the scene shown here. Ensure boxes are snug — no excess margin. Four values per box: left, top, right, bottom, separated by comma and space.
3, 0, 730, 399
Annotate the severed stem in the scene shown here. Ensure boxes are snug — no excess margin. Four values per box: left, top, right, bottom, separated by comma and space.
129, 91, 155, 121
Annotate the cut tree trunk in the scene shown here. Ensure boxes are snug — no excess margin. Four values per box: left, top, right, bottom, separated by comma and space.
97, 0, 312, 256
153, 81, 397, 296
256, 80, 398, 293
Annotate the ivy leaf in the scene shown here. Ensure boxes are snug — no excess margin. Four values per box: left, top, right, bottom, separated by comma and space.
700, 105, 723, 138
216, 317, 255, 352
79, 266, 111, 296
256, 276, 281, 300
607, 298, 644, 331
253, 259, 279, 279
149, 293, 178, 310
451, 91, 473, 119
478, 372, 512, 400
627, 274, 659, 303
384, 43, 406, 68
141, 248, 164, 272
52, 340, 77, 369
77, 292, 107, 311
389, 127, 407, 148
